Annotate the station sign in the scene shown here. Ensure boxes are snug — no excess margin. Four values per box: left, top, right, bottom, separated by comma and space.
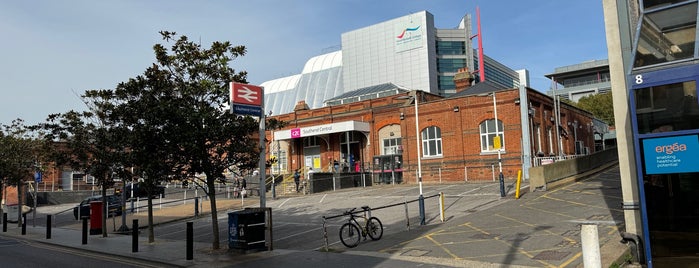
230, 82, 263, 116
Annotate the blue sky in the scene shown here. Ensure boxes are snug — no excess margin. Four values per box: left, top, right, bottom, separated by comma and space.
0, 0, 608, 125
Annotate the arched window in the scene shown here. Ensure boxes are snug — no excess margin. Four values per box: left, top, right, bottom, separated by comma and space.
480, 119, 505, 152
421, 126, 442, 157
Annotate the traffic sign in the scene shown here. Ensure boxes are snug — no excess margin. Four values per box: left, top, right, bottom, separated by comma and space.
230, 82, 262, 106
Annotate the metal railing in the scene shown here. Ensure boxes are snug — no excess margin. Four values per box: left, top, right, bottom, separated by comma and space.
320, 193, 441, 251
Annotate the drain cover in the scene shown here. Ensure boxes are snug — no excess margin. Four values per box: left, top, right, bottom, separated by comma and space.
533, 250, 571, 261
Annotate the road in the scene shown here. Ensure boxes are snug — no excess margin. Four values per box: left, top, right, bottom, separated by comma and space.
0, 235, 174, 268
153, 182, 508, 251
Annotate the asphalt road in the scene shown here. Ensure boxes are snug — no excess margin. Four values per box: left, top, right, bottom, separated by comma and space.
153, 182, 508, 251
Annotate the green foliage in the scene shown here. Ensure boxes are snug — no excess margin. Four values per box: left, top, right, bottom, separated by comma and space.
0, 119, 48, 186
575, 92, 615, 126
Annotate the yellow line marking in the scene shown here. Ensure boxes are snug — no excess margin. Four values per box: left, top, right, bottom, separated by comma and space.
558, 252, 582, 268
425, 234, 461, 259
496, 214, 576, 243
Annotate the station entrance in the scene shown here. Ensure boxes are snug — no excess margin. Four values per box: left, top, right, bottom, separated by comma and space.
630, 64, 699, 266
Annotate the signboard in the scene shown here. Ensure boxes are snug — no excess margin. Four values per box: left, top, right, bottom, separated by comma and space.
493, 136, 501, 150
230, 82, 263, 116
642, 134, 699, 174
273, 121, 371, 140
394, 20, 424, 53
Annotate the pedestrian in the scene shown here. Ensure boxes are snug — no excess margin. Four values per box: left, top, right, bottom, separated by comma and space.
293, 169, 301, 193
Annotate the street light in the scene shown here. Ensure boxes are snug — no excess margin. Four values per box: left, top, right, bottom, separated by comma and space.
396, 92, 425, 225
479, 92, 505, 197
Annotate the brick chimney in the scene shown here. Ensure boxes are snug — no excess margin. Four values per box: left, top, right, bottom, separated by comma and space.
293, 100, 310, 111
453, 67, 475, 93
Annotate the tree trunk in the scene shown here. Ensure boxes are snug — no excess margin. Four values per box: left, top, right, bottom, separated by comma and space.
208, 179, 219, 250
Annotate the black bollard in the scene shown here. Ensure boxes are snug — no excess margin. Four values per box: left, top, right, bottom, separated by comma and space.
132, 219, 138, 252
2, 213, 7, 232
499, 173, 506, 197
82, 217, 88, 244
21, 215, 26, 235
46, 215, 52, 239
194, 197, 199, 217
186, 222, 193, 260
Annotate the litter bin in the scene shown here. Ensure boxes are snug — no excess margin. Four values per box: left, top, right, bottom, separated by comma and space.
89, 201, 103, 235
228, 208, 267, 252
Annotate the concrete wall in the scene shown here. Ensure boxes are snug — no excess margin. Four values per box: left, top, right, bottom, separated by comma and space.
530, 148, 619, 191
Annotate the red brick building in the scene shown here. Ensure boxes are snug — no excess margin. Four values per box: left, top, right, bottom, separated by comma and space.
267, 80, 596, 184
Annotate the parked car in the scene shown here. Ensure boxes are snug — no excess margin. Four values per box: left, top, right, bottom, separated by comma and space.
73, 195, 122, 220
119, 182, 166, 199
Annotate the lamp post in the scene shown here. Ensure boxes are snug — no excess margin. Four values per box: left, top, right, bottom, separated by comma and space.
396, 92, 425, 225
480, 92, 505, 197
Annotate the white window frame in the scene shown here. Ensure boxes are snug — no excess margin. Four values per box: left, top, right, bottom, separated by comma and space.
421, 126, 443, 157
480, 119, 505, 152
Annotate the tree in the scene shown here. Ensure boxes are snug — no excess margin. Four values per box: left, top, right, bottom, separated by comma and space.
36, 110, 129, 237
86, 31, 266, 248
148, 31, 261, 249
0, 119, 48, 225
575, 92, 615, 126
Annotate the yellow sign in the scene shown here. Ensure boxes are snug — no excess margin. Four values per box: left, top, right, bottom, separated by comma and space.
493, 136, 501, 149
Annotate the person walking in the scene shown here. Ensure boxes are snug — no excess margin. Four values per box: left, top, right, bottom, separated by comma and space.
293, 169, 301, 193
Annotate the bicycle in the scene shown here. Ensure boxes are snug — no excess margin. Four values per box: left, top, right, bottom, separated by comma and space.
339, 206, 383, 248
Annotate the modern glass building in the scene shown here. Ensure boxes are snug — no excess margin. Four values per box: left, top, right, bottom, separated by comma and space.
545, 59, 611, 102
262, 11, 522, 116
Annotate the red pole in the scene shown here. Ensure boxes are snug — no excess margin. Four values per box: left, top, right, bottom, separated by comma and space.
477, 6, 485, 82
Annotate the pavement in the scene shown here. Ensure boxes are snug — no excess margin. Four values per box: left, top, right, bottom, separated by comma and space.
0, 163, 631, 268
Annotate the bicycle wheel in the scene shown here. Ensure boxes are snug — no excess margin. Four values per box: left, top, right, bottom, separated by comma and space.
366, 217, 383, 240
339, 222, 361, 248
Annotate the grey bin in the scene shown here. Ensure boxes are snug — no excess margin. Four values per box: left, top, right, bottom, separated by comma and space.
228, 208, 267, 252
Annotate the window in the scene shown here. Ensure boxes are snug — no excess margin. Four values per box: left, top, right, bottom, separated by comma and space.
437, 58, 467, 72
548, 127, 554, 155
271, 150, 287, 174
634, 80, 699, 134
436, 41, 466, 55
421, 126, 442, 157
438, 75, 456, 91
480, 119, 505, 152
383, 137, 402, 155
535, 124, 542, 155
303, 136, 319, 148
633, 2, 697, 68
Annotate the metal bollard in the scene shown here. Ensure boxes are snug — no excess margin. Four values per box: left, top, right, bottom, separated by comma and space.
186, 222, 193, 260
439, 192, 445, 222
82, 217, 88, 244
132, 219, 139, 252
418, 195, 425, 225
194, 197, 199, 217
2, 213, 6, 232
21, 215, 26, 235
404, 201, 410, 231
46, 215, 52, 239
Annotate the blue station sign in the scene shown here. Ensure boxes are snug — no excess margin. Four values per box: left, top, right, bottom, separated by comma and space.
642, 134, 699, 174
